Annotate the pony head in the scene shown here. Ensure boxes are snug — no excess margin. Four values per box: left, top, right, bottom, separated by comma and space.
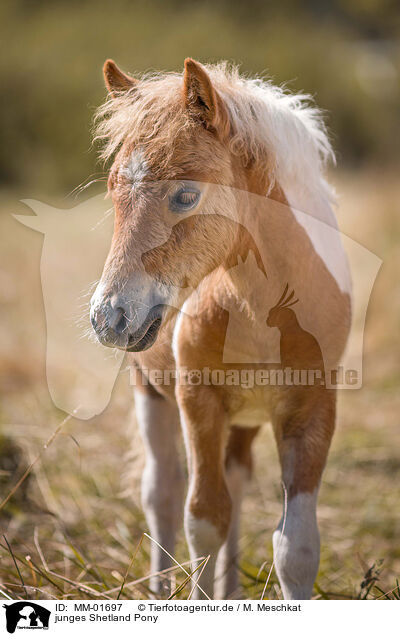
90, 58, 332, 352
91, 59, 249, 351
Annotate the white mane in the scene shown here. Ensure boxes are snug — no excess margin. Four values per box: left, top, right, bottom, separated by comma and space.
206, 64, 335, 205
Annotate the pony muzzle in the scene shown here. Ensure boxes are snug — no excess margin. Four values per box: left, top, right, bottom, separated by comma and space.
90, 291, 165, 352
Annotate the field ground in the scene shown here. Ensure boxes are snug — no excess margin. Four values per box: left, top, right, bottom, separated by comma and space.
0, 169, 399, 600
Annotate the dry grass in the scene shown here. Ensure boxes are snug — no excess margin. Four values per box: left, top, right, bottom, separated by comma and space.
0, 169, 399, 600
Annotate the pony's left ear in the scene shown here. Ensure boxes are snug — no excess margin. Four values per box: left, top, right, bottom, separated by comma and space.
103, 59, 138, 97
183, 58, 230, 139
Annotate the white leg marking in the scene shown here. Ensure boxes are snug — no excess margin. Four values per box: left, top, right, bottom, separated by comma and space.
273, 489, 320, 600
180, 408, 230, 600
185, 513, 224, 600
215, 461, 248, 599
135, 390, 184, 595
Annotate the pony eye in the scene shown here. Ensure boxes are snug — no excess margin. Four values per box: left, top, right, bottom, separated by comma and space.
169, 187, 200, 212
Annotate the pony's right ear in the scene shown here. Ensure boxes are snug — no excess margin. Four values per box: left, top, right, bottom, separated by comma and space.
103, 59, 138, 97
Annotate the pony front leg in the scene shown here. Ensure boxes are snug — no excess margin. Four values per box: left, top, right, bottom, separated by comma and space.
134, 386, 184, 596
215, 426, 259, 599
272, 389, 336, 600
178, 385, 232, 599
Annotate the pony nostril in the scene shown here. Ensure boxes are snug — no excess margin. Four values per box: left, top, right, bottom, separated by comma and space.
112, 307, 128, 334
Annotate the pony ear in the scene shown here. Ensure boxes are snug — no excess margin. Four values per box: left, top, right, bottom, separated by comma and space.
183, 58, 230, 138
103, 59, 138, 97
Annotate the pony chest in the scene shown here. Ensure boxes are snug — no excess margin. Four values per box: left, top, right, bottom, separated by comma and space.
228, 386, 273, 428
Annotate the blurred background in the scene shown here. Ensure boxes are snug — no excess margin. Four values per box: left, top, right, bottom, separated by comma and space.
1, 0, 400, 194
0, 0, 399, 600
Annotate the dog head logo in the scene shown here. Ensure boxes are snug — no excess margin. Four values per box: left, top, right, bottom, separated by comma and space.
14, 193, 199, 419
3, 602, 50, 633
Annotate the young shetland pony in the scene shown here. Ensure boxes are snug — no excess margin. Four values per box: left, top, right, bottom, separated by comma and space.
90, 58, 351, 599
